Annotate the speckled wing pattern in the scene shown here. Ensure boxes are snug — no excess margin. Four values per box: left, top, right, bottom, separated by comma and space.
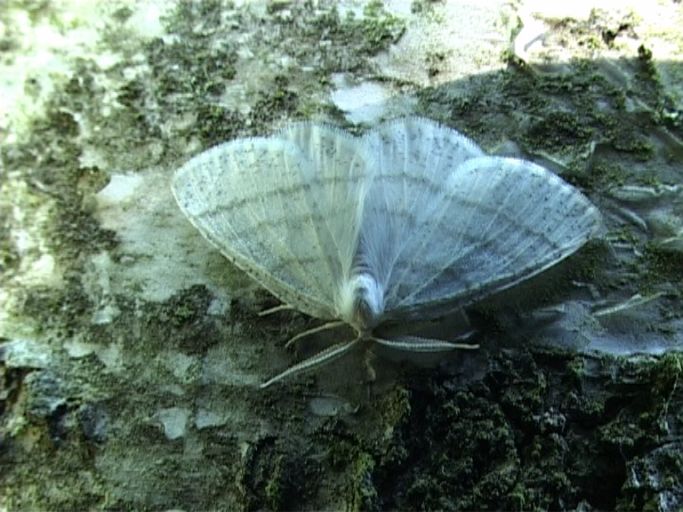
359, 118, 602, 321
358, 118, 484, 317
173, 117, 602, 326
172, 123, 371, 320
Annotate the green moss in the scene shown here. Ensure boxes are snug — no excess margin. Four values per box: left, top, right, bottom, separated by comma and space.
146, 37, 238, 99
263, 453, 287, 510
379, 386, 411, 426
347, 451, 379, 512
643, 244, 683, 286
649, 353, 682, 402
525, 111, 594, 149
357, 0, 405, 52
419, 59, 649, 190
610, 130, 655, 160
367, 349, 683, 510
618, 447, 683, 511
191, 105, 244, 149
636, 44, 657, 80
238, 438, 319, 511
303, 1, 405, 59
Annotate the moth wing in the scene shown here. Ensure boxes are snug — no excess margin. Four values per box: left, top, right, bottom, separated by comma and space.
360, 118, 601, 320
173, 129, 370, 320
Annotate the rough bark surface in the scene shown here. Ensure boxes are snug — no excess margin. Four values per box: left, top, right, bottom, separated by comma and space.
1, 1, 682, 510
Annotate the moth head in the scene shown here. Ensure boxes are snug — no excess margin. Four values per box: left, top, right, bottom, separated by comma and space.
337, 273, 385, 333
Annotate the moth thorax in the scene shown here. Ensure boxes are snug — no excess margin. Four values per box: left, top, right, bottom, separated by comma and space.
338, 273, 385, 332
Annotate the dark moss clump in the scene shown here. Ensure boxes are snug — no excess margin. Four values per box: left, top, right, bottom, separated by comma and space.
18, 277, 93, 336
191, 105, 244, 148
143, 285, 222, 355
3, 100, 118, 268
238, 436, 322, 511
147, 37, 238, 101
0, 221, 20, 278
354, 0, 406, 53
643, 245, 683, 292
418, 56, 668, 186
525, 111, 595, 150
364, 350, 683, 511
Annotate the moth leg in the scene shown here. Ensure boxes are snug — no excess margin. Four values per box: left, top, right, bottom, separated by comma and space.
258, 304, 295, 317
372, 333, 479, 352
284, 321, 346, 348
363, 348, 377, 402
260, 336, 361, 389
363, 348, 377, 383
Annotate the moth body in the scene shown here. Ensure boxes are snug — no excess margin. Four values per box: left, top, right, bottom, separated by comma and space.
337, 272, 385, 334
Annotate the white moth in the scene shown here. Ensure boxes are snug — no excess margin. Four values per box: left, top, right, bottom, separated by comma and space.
172, 117, 602, 388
